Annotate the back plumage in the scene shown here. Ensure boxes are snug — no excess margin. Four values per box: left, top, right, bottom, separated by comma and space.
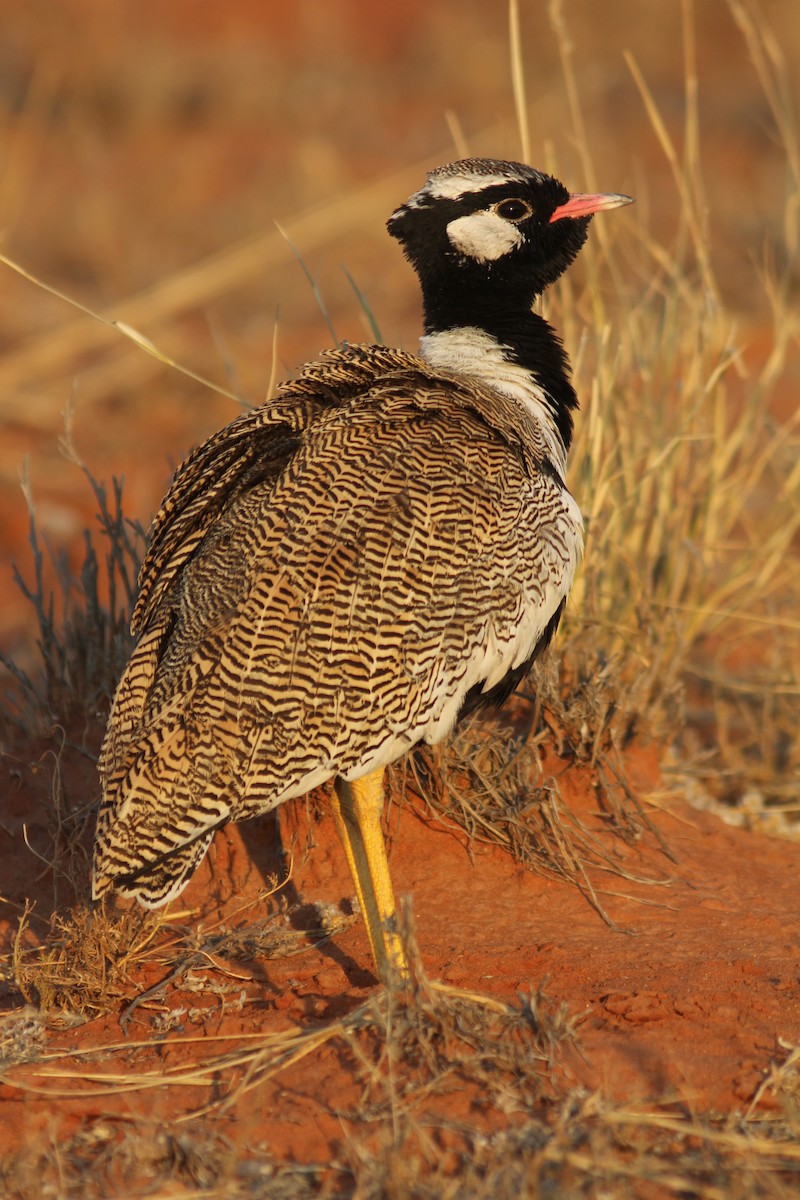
93, 159, 633, 979
93, 344, 582, 906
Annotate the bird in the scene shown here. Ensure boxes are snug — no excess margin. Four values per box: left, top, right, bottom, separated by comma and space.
92, 158, 633, 983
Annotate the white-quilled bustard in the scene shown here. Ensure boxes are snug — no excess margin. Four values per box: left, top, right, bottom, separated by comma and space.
93, 159, 633, 980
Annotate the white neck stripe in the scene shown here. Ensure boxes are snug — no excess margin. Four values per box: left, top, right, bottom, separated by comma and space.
418, 327, 568, 475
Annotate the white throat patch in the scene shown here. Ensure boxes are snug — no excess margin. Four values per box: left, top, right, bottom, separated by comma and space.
419, 327, 568, 475
446, 211, 523, 263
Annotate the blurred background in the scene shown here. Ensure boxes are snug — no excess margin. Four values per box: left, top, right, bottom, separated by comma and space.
0, 0, 797, 650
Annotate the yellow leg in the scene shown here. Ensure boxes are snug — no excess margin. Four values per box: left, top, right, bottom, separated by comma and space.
330, 767, 408, 982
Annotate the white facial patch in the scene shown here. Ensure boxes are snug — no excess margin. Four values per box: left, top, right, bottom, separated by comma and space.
445, 211, 524, 263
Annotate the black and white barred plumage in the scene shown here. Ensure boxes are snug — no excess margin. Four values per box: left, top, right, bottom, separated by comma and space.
93, 159, 632, 908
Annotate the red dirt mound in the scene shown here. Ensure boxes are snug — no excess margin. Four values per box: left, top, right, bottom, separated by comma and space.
2, 740, 799, 1179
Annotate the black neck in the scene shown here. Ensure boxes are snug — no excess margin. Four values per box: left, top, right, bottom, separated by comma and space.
421, 286, 579, 451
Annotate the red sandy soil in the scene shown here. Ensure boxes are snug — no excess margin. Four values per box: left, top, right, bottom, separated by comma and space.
2, 732, 799, 1176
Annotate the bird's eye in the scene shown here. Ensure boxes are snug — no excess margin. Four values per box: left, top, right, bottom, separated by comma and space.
494, 198, 532, 221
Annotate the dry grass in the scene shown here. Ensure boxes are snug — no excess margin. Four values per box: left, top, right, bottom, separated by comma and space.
3, 936, 800, 1198
541, 0, 800, 820
389, 715, 673, 934
9, 869, 361, 1032
0, 445, 144, 733
12, 903, 164, 1023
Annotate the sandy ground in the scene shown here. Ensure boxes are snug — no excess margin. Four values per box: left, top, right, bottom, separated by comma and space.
2, 729, 799, 1178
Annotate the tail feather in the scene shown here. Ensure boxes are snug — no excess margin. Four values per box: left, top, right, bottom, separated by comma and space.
92, 824, 220, 909
93, 711, 236, 908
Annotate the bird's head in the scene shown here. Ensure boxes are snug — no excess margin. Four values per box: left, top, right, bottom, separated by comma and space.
388, 158, 633, 306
